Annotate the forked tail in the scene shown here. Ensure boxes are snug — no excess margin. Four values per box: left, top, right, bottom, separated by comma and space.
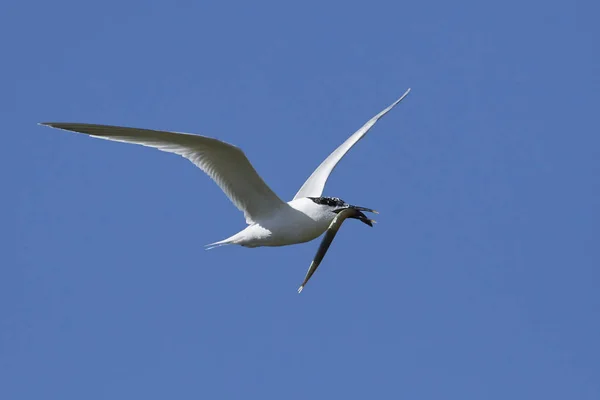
204, 241, 232, 250
204, 229, 247, 250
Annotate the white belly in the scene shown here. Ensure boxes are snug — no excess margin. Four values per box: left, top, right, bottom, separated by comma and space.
222, 198, 336, 248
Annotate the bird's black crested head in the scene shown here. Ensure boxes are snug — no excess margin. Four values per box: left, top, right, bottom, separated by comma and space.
308, 196, 378, 227
308, 196, 348, 208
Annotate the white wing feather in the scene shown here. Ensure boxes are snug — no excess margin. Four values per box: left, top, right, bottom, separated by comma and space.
40, 123, 286, 224
293, 88, 411, 200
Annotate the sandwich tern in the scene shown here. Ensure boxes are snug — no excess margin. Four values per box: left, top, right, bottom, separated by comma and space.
40, 88, 410, 292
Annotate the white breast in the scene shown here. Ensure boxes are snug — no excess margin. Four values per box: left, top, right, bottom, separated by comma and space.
228, 198, 336, 248
275, 198, 336, 243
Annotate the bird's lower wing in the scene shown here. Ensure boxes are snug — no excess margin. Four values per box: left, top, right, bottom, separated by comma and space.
298, 208, 360, 293
293, 88, 411, 200
40, 123, 286, 224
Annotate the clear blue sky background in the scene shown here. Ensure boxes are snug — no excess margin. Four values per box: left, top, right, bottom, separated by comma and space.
3, 1, 599, 398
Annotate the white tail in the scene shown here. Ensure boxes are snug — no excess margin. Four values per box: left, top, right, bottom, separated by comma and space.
204, 240, 232, 250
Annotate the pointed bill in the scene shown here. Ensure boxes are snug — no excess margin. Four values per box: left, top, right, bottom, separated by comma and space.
298, 208, 361, 293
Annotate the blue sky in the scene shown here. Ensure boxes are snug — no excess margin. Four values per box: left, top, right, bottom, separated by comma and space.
3, 0, 599, 398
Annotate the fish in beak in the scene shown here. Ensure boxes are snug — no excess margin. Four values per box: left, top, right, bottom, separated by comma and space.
334, 205, 378, 227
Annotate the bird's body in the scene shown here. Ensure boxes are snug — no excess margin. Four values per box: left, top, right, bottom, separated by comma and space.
211, 198, 340, 248
41, 88, 410, 291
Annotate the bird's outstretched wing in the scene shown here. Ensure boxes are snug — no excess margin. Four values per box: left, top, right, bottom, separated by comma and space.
293, 88, 411, 200
40, 123, 286, 224
298, 208, 361, 293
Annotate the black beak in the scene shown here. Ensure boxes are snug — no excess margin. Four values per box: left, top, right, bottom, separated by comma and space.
334, 205, 378, 227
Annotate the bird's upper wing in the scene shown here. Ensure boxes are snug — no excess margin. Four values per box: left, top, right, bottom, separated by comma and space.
40, 123, 286, 224
297, 208, 359, 293
293, 88, 411, 200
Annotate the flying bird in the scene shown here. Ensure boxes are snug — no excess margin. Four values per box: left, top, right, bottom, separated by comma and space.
40, 88, 411, 292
